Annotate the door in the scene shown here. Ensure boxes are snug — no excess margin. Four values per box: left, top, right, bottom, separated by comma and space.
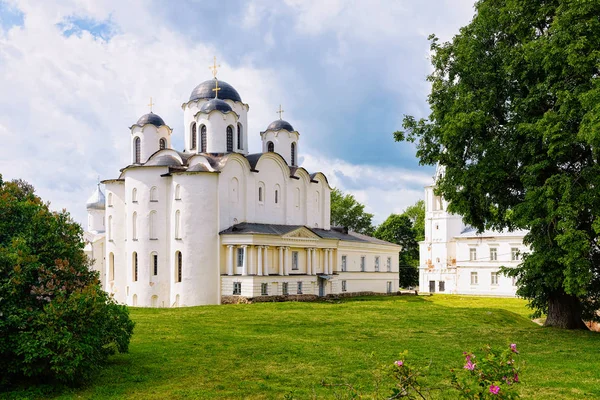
429, 280, 436, 293
319, 279, 325, 296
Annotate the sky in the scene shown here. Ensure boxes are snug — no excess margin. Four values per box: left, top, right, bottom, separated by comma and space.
0, 0, 476, 226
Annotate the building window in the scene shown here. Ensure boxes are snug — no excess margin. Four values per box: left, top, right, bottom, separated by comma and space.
439, 281, 445, 292
132, 188, 137, 203
237, 248, 244, 267
469, 248, 477, 261
233, 281, 241, 295
109, 252, 114, 281
175, 210, 181, 239
341, 255, 347, 272
360, 256, 366, 272
152, 253, 158, 276
176, 251, 182, 283
134, 137, 141, 163
295, 188, 300, 207
132, 212, 138, 240
511, 247, 520, 261
149, 211, 157, 239
342, 280, 347, 292
470, 272, 478, 285
387, 257, 392, 272
226, 126, 233, 152
237, 123, 243, 150
108, 215, 113, 241
200, 125, 207, 152
191, 122, 197, 150
258, 186, 263, 202
261, 282, 268, 296
292, 251, 299, 270
375, 256, 380, 272
175, 184, 181, 200
297, 281, 303, 294
491, 272, 499, 285
291, 142, 296, 166
267, 141, 274, 152
490, 248, 497, 261
282, 282, 289, 295
387, 281, 392, 294
107, 192, 113, 207
275, 189, 279, 204
150, 187, 158, 202
132, 252, 138, 282
159, 138, 166, 150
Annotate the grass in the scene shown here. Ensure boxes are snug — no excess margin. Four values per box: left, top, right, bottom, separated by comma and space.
3, 295, 600, 399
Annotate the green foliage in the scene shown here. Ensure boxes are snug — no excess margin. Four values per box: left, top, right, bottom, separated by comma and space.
331, 188, 375, 235
397, 0, 600, 328
0, 175, 135, 385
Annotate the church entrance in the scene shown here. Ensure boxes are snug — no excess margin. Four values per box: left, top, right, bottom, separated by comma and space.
318, 279, 325, 297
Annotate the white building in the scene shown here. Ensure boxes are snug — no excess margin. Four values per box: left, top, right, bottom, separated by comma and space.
419, 168, 527, 296
84, 75, 400, 307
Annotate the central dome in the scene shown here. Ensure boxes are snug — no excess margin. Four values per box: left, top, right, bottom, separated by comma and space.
267, 119, 294, 132
189, 79, 242, 103
200, 98, 233, 113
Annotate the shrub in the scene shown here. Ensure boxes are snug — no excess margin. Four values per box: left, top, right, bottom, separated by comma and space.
0, 176, 134, 385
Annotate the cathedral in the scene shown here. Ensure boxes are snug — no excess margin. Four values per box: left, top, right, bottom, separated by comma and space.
84, 67, 400, 307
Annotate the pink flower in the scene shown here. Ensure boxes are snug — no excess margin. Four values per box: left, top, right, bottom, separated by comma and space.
489, 385, 500, 395
510, 343, 519, 353
464, 361, 475, 371
394, 360, 404, 367
514, 373, 519, 383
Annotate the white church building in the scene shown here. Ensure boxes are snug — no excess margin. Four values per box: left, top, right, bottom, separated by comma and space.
84, 72, 400, 307
419, 168, 527, 296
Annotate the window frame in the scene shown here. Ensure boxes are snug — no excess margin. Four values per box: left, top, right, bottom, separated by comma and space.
237, 248, 244, 268
233, 281, 241, 295
375, 256, 380, 272
470, 271, 478, 285
132, 252, 138, 282
387, 257, 392, 272
297, 281, 303, 294
176, 251, 182, 283
282, 282, 289, 295
341, 280, 347, 292
490, 247, 498, 261
292, 251, 299, 270
152, 253, 158, 276
511, 247, 520, 261
469, 248, 477, 261
360, 256, 366, 272
341, 255, 347, 272
226, 125, 234, 152
491, 271, 499, 285
261, 282, 268, 296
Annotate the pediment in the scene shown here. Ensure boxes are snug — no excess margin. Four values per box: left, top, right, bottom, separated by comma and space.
282, 227, 320, 240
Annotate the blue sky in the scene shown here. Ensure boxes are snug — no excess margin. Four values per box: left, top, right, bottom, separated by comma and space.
0, 0, 475, 225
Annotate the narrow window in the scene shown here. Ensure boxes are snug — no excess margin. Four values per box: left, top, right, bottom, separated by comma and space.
511, 247, 520, 261
341, 255, 347, 272
469, 248, 477, 261
237, 123, 243, 150
108, 215, 113, 241
490, 248, 497, 261
132, 212, 138, 240
360, 256, 366, 272
471, 272, 478, 285
153, 253, 158, 276
175, 210, 181, 239
176, 251, 182, 283
258, 186, 263, 202
132, 252, 138, 281
342, 280, 347, 292
132, 188, 137, 202
375, 256, 380, 272
109, 252, 114, 281
282, 282, 289, 295
159, 138, 166, 150
261, 282, 268, 296
200, 125, 207, 152
226, 126, 233, 152
149, 211, 157, 239
107, 192, 113, 207
491, 272, 499, 285
175, 184, 181, 200
233, 281, 241, 295
275, 189, 278, 204
297, 281, 303, 294
387, 257, 392, 272
134, 137, 141, 163
292, 251, 299, 270
295, 188, 300, 207
291, 142, 296, 166
150, 187, 158, 202
191, 122, 197, 149
267, 141, 274, 152
387, 281, 392, 294
237, 248, 244, 267
439, 281, 445, 292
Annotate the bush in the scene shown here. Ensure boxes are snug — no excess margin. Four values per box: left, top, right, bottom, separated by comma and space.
0, 176, 134, 385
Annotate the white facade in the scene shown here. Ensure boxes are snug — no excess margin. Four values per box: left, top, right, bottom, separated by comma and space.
419, 174, 527, 296
85, 76, 400, 307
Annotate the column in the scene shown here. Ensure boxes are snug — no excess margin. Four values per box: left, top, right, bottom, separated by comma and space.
241, 245, 248, 276
278, 247, 284, 276
257, 246, 263, 276
306, 248, 312, 275
264, 246, 270, 276
312, 248, 317, 275
329, 249, 334, 274
284, 247, 290, 276
324, 249, 329, 275
227, 245, 234, 276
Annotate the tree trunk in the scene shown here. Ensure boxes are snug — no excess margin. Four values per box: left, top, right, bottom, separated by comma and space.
544, 293, 589, 329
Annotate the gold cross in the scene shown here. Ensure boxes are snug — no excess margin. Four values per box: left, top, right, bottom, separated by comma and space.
276, 104, 284, 120
147, 97, 155, 112
208, 56, 220, 78
212, 79, 221, 98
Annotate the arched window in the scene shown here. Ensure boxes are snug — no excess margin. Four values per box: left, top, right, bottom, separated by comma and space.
132, 212, 138, 240
132, 294, 138, 306
237, 123, 243, 150
159, 138, 166, 150
150, 187, 158, 202
134, 137, 141, 163
267, 141, 274, 152
132, 252, 138, 281
259, 187, 263, 202
107, 192, 113, 207
132, 188, 137, 202
190, 122, 197, 150
175, 184, 181, 200
275, 189, 279, 204
226, 126, 233, 152
176, 251, 182, 283
108, 215, 113, 240
175, 210, 181, 239
151, 251, 158, 276
109, 252, 114, 281
291, 142, 296, 166
200, 125, 207, 152
149, 211, 157, 239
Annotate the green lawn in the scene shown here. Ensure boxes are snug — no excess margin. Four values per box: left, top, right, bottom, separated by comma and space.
4, 295, 600, 399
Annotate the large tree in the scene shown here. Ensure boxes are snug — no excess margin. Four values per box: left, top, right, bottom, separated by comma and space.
398, 0, 600, 328
330, 188, 375, 235
0, 176, 135, 384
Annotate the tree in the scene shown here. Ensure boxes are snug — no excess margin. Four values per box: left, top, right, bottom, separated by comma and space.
0, 175, 135, 384
398, 0, 600, 329
375, 201, 425, 288
330, 188, 374, 235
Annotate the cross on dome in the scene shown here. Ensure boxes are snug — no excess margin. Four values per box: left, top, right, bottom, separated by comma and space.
147, 97, 155, 113
276, 104, 284, 120
208, 56, 220, 78
212, 79, 221, 98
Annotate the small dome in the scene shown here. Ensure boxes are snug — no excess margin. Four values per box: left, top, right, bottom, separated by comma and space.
86, 184, 105, 210
200, 98, 233, 113
267, 119, 294, 132
136, 112, 165, 127
189, 79, 242, 103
